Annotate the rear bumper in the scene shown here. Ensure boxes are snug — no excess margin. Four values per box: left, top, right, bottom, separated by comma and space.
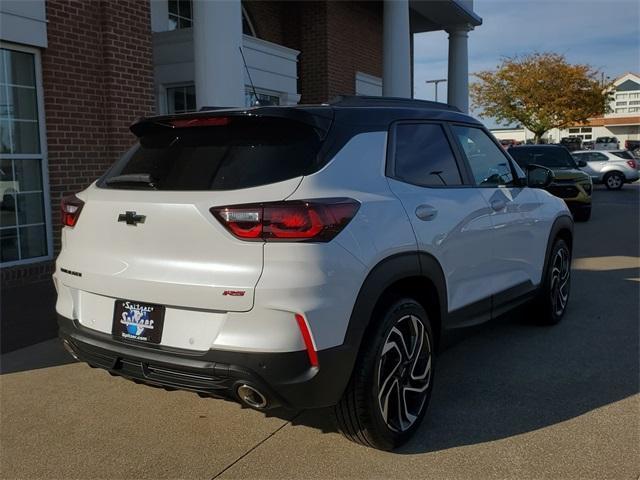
58, 314, 353, 410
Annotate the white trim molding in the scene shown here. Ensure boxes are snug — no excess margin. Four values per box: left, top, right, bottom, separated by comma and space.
355, 72, 383, 96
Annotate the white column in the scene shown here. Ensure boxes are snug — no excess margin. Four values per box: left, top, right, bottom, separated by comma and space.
150, 0, 169, 32
383, 0, 411, 98
192, 0, 245, 108
447, 26, 471, 112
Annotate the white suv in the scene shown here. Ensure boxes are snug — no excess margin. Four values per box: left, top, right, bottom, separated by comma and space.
55, 97, 573, 450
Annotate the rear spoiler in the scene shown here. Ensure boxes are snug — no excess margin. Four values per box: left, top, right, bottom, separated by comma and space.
130, 106, 334, 140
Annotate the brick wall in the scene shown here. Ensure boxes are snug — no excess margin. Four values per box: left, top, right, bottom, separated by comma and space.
325, 1, 382, 100
244, 1, 382, 104
1, 0, 154, 289
243, 0, 286, 45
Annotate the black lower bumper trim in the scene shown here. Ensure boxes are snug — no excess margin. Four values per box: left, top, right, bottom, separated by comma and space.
58, 314, 354, 409
565, 201, 591, 213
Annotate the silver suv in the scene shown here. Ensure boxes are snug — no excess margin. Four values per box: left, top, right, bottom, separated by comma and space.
573, 150, 640, 190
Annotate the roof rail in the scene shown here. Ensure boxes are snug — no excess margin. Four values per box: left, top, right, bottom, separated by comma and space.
329, 95, 460, 112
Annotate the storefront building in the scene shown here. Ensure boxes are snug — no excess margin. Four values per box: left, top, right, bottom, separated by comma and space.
0, 0, 481, 352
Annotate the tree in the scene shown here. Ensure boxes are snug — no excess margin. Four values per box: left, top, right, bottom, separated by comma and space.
470, 53, 610, 143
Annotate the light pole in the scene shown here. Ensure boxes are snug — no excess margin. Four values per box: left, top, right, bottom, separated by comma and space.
425, 78, 447, 102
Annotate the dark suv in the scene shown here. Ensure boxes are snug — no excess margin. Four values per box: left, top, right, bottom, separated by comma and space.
509, 144, 592, 221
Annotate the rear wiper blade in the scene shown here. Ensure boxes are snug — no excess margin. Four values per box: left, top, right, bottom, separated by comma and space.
105, 173, 157, 189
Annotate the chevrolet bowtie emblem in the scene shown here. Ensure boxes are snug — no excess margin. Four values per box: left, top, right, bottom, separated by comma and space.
118, 211, 146, 226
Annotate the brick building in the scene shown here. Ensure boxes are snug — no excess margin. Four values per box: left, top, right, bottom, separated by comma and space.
0, 0, 481, 352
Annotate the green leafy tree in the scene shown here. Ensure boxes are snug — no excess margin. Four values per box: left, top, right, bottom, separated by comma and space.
471, 53, 610, 143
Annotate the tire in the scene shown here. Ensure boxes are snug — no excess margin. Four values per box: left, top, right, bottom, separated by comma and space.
334, 298, 434, 450
573, 206, 591, 222
604, 171, 624, 190
532, 238, 571, 325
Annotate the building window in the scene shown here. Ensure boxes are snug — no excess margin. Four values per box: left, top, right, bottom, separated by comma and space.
168, 0, 192, 30
629, 100, 640, 106
245, 89, 280, 107
616, 101, 627, 106
616, 108, 628, 113
617, 93, 628, 100
0, 46, 50, 265
629, 93, 639, 99
580, 127, 592, 133
568, 128, 580, 134
166, 85, 196, 114
629, 107, 639, 113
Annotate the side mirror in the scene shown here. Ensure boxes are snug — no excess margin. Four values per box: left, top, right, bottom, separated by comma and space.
576, 160, 587, 167
526, 164, 554, 188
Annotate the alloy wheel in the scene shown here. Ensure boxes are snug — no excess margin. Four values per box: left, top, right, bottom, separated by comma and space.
607, 174, 622, 189
550, 246, 570, 317
377, 314, 432, 432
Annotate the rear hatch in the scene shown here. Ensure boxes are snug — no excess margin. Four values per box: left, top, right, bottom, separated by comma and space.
57, 111, 331, 313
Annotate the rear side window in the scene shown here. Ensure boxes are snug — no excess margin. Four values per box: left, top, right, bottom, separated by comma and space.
612, 151, 633, 160
100, 117, 322, 191
393, 123, 462, 187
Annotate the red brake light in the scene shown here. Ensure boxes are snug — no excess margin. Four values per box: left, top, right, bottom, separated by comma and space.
169, 117, 230, 128
61, 194, 84, 227
211, 199, 359, 242
627, 160, 637, 169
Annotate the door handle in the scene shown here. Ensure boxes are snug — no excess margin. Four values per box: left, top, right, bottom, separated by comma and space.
490, 199, 506, 211
415, 204, 438, 221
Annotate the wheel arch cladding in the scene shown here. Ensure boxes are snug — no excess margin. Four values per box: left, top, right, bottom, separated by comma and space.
543, 215, 574, 280
343, 251, 447, 367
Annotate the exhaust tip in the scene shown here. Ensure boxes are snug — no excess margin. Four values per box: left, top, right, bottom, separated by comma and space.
62, 339, 80, 361
236, 384, 268, 409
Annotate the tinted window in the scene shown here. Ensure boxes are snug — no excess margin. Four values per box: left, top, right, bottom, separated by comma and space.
612, 151, 634, 160
101, 117, 321, 191
393, 123, 462, 186
452, 126, 514, 187
509, 147, 577, 169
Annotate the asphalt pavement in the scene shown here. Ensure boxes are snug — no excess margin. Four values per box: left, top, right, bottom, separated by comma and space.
1, 183, 638, 480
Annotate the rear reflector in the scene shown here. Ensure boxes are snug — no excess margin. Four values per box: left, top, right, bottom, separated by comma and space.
295, 313, 318, 367
169, 117, 230, 128
61, 194, 84, 227
211, 198, 359, 242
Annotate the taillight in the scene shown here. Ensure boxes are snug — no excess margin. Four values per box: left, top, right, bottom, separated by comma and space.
61, 194, 84, 227
627, 160, 637, 169
211, 198, 359, 242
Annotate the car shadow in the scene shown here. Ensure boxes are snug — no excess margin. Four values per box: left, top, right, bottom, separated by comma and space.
0, 338, 77, 375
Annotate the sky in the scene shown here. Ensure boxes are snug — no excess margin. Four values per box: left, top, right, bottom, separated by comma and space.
413, 0, 640, 127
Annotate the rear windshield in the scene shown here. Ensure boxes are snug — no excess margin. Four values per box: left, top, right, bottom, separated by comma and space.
611, 151, 634, 160
99, 117, 322, 191
509, 147, 577, 169
596, 137, 616, 143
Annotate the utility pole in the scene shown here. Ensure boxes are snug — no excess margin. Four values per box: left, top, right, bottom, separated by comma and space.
425, 78, 447, 102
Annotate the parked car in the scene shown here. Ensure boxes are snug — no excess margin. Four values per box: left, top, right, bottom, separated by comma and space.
572, 150, 640, 190
594, 136, 619, 150
582, 140, 594, 150
624, 139, 640, 156
560, 136, 582, 151
499, 138, 518, 149
509, 144, 592, 221
55, 96, 574, 451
